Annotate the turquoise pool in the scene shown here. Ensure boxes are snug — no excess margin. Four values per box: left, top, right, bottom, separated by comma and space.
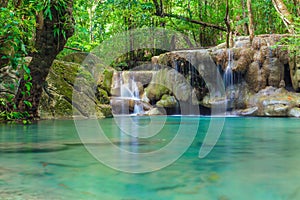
1, 117, 300, 200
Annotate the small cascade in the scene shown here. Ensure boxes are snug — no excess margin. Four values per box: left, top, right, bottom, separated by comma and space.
223, 50, 234, 88
111, 72, 144, 115
130, 76, 144, 115
223, 49, 235, 111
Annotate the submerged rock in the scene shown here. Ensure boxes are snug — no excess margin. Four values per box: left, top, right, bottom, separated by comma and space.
247, 87, 300, 117
146, 107, 166, 115
0, 142, 68, 153
236, 107, 258, 116
289, 108, 300, 118
110, 99, 151, 115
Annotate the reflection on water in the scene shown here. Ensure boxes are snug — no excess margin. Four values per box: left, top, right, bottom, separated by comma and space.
0, 117, 300, 199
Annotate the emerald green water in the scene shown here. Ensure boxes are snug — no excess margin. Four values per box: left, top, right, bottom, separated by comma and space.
1, 117, 300, 200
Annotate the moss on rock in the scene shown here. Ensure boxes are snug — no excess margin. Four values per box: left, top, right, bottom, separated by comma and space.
39, 60, 112, 119
156, 95, 177, 107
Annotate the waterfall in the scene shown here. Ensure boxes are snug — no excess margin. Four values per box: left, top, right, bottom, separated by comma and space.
223, 50, 234, 89
223, 49, 234, 111
130, 76, 144, 115
111, 72, 144, 115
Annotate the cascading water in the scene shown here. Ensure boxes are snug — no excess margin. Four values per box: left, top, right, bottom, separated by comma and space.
223, 50, 234, 88
111, 72, 144, 115
130, 76, 144, 115
223, 49, 234, 111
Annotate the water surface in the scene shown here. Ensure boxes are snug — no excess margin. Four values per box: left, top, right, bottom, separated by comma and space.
1, 117, 300, 200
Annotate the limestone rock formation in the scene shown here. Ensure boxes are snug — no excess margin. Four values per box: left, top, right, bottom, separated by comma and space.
143, 34, 300, 117
145, 68, 192, 102
156, 95, 178, 108
38, 60, 112, 119
243, 87, 300, 117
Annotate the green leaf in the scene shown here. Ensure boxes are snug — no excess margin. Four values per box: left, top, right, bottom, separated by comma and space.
44, 6, 52, 20
23, 100, 32, 107
23, 64, 31, 74
25, 82, 32, 91
21, 44, 27, 54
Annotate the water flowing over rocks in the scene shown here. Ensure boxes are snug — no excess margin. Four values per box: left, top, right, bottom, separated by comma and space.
113, 34, 299, 117
1, 34, 299, 118
41, 35, 300, 118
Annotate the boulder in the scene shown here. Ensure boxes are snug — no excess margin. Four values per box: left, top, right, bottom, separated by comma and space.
245, 62, 266, 92
146, 107, 166, 115
60, 52, 102, 74
247, 87, 300, 117
156, 95, 178, 108
263, 58, 284, 87
97, 67, 114, 94
232, 48, 254, 73
121, 71, 155, 86
110, 99, 152, 115
39, 60, 112, 119
236, 107, 258, 116
264, 104, 289, 116
145, 68, 192, 102
289, 108, 300, 118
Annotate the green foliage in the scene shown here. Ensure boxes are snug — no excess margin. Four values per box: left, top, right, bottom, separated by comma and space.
0, 96, 31, 124
62, 0, 296, 54
279, 17, 300, 55
0, 1, 36, 123
1, 0, 299, 123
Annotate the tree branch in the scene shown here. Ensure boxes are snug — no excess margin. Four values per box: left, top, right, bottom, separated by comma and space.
64, 46, 84, 52
163, 13, 227, 32
224, 0, 231, 48
272, 0, 294, 34
152, 0, 162, 16
247, 0, 255, 43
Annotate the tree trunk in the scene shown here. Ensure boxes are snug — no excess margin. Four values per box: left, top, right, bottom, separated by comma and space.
272, 0, 294, 34
152, 0, 163, 16
14, 0, 74, 118
242, 0, 249, 35
293, 0, 300, 16
152, 0, 226, 32
0, 0, 8, 7
247, 0, 254, 44
224, 0, 231, 48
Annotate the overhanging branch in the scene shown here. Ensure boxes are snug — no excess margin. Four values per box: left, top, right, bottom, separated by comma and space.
162, 13, 227, 32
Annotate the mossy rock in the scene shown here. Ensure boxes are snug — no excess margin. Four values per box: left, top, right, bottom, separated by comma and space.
96, 87, 110, 104
97, 104, 113, 118
39, 60, 112, 119
97, 68, 114, 94
156, 95, 177, 107
145, 68, 191, 102
61, 52, 100, 67
145, 83, 170, 101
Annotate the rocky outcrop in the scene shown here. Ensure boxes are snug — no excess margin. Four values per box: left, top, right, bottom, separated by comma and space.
156, 95, 178, 108
236, 86, 300, 117
38, 35, 299, 118
143, 68, 197, 114
3, 35, 298, 118
39, 60, 112, 119
134, 34, 300, 117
